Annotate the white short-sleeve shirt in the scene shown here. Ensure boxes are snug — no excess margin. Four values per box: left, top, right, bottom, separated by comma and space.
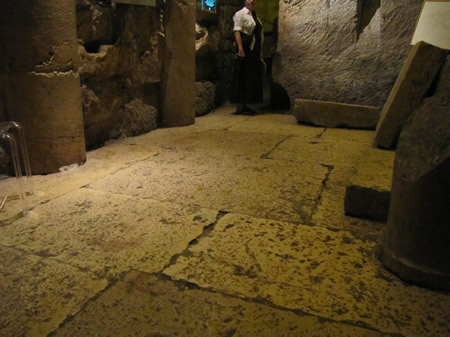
233, 7, 256, 36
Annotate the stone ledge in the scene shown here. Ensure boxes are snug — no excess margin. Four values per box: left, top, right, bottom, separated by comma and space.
344, 148, 395, 221
294, 99, 380, 129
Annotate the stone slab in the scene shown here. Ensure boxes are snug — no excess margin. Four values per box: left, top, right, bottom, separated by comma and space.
228, 112, 326, 138
0, 245, 107, 337
344, 148, 395, 221
294, 99, 380, 129
88, 150, 328, 224
52, 271, 388, 337
310, 183, 384, 237
320, 128, 375, 144
0, 188, 218, 279
0, 142, 159, 223
164, 213, 450, 337
375, 41, 447, 149
126, 129, 287, 159
269, 136, 369, 168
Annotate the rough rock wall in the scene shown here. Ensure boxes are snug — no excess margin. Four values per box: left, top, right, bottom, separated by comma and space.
274, 0, 422, 108
76, 0, 161, 148
195, 0, 242, 110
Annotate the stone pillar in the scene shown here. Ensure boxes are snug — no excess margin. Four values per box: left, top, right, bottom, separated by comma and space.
0, 0, 86, 174
161, 0, 196, 127
378, 57, 450, 291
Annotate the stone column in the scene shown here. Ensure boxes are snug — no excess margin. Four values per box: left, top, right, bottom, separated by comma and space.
378, 57, 450, 291
160, 0, 196, 127
0, 0, 86, 174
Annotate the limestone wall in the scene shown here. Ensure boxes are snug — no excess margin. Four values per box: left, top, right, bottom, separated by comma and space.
76, 0, 161, 148
274, 0, 423, 108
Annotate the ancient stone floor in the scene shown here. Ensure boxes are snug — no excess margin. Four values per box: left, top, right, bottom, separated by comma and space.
1, 105, 449, 337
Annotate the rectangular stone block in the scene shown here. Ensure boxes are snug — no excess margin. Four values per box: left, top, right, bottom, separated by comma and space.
374, 41, 447, 149
294, 99, 380, 129
344, 148, 395, 221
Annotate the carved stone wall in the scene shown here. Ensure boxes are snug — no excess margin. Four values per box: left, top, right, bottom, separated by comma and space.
76, 0, 161, 148
274, 0, 423, 108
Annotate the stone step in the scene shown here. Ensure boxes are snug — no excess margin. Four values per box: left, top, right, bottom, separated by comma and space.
294, 99, 380, 130
344, 148, 395, 221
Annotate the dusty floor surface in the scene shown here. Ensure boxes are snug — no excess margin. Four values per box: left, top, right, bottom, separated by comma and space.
1, 106, 449, 337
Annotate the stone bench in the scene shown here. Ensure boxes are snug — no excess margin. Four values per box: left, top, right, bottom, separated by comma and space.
344, 148, 395, 221
294, 99, 380, 130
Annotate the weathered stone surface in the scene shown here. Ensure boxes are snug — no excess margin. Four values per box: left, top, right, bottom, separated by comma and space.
52, 271, 387, 337
344, 148, 395, 221
0, 140, 160, 223
161, 0, 196, 127
77, 3, 162, 148
76, 0, 113, 47
6, 71, 86, 174
269, 136, 369, 168
0, 0, 86, 174
195, 23, 221, 82
109, 99, 157, 138
379, 58, 450, 290
1, 107, 449, 336
0, 188, 218, 279
195, 81, 215, 116
164, 213, 450, 337
228, 112, 325, 138
375, 41, 447, 149
274, 0, 422, 107
89, 148, 328, 224
311, 183, 384, 236
0, 245, 106, 337
0, 0, 79, 73
294, 99, 380, 129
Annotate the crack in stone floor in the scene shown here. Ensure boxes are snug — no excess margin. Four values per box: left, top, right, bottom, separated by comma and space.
1, 106, 449, 337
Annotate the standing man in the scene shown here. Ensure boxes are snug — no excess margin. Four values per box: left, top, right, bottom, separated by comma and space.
231, 0, 264, 115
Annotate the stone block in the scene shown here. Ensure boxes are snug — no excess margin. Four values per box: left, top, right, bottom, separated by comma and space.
195, 81, 215, 116
374, 41, 447, 149
344, 148, 395, 221
378, 58, 450, 291
294, 99, 380, 129
110, 99, 157, 138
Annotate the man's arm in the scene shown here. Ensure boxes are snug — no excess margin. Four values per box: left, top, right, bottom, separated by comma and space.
234, 31, 245, 57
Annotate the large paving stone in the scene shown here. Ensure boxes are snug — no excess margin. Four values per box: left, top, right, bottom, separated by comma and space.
228, 112, 326, 138
320, 128, 375, 144
88, 150, 328, 224
310, 183, 384, 237
0, 188, 218, 279
294, 99, 380, 129
123, 128, 287, 159
164, 213, 450, 337
344, 148, 395, 221
269, 136, 369, 168
52, 271, 388, 337
375, 41, 447, 149
0, 245, 106, 337
0, 142, 159, 223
